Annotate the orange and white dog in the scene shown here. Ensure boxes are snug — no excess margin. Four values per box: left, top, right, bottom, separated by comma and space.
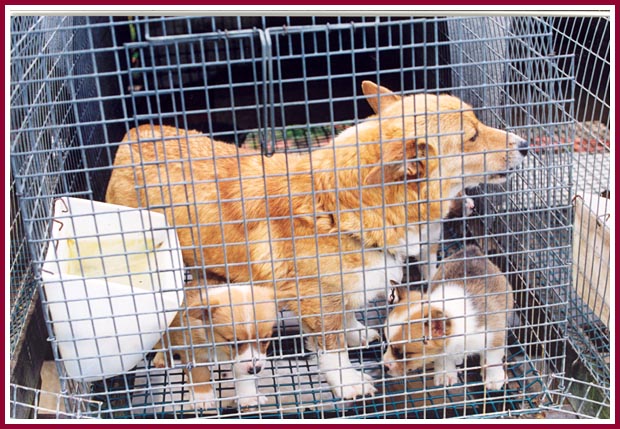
153, 281, 277, 409
383, 246, 514, 391
106, 81, 527, 399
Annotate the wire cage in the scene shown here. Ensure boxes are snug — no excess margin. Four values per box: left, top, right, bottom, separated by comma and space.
9, 383, 103, 419
9, 14, 611, 420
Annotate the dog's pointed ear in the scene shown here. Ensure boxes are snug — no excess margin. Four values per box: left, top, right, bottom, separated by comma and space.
362, 80, 401, 114
186, 287, 225, 320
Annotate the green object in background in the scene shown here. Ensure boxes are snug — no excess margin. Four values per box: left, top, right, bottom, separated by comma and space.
243, 124, 351, 152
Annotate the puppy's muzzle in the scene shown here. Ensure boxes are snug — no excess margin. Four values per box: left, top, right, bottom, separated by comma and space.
238, 355, 265, 375
248, 363, 263, 375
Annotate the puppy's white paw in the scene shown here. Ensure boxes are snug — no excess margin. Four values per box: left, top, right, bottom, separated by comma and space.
237, 394, 268, 410
328, 369, 377, 400
434, 371, 459, 387
190, 389, 217, 410
346, 327, 381, 347
464, 197, 475, 216
484, 367, 507, 391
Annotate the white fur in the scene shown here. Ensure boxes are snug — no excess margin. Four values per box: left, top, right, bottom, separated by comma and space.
344, 250, 403, 346
231, 345, 268, 408
428, 283, 507, 390
345, 312, 381, 346
203, 286, 271, 408
318, 351, 377, 399
292, 251, 402, 398
396, 219, 442, 280
429, 283, 486, 350
464, 197, 475, 215
191, 388, 217, 410
349, 250, 403, 304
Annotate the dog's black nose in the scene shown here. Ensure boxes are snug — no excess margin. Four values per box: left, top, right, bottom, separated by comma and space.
517, 138, 529, 157
249, 364, 263, 375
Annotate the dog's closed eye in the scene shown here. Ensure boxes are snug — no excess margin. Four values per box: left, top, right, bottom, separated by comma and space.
390, 345, 404, 359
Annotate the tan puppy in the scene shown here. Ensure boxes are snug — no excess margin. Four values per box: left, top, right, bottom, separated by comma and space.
153, 282, 277, 409
383, 246, 514, 391
106, 81, 527, 399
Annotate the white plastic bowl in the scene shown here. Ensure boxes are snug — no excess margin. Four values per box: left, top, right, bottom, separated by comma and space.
41, 197, 185, 382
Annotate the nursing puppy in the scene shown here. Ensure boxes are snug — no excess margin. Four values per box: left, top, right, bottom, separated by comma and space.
408, 192, 476, 283
106, 81, 527, 399
383, 246, 514, 391
153, 282, 277, 409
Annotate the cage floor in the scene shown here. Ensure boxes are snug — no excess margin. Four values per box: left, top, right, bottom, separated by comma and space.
572, 152, 610, 196
82, 330, 551, 419
79, 193, 552, 419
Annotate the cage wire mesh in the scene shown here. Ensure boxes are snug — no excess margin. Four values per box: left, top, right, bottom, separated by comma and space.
550, 16, 611, 419
9, 383, 103, 419
8, 14, 610, 420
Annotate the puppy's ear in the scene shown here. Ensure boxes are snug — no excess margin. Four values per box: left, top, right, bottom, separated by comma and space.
364, 140, 438, 185
362, 80, 401, 113
186, 287, 226, 320
424, 307, 451, 338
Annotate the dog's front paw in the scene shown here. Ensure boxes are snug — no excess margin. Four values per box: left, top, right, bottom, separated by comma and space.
346, 328, 381, 347
237, 394, 268, 410
328, 369, 377, 399
434, 371, 459, 387
484, 367, 507, 391
190, 389, 217, 410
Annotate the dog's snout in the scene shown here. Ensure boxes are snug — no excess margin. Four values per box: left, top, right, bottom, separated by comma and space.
516, 137, 529, 157
507, 132, 529, 158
